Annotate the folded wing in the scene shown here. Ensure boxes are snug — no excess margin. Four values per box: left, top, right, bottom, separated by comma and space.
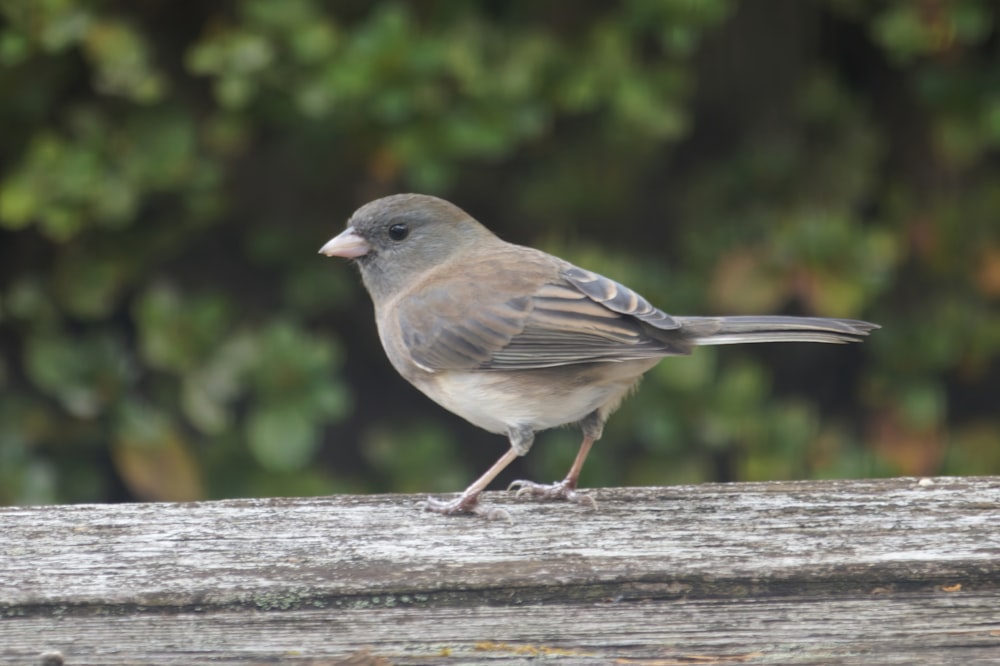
396, 261, 689, 372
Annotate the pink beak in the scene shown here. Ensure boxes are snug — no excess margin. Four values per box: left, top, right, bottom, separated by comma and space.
319, 227, 371, 258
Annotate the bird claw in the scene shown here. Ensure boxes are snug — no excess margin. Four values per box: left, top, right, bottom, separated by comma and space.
420, 494, 512, 523
507, 480, 598, 510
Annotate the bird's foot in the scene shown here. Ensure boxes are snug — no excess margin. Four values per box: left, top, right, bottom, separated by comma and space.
507, 479, 598, 510
421, 493, 512, 522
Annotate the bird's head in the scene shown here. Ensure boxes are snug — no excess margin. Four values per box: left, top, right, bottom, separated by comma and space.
320, 193, 497, 303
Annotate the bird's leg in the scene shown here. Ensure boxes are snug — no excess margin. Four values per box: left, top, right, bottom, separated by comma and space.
508, 412, 602, 509
422, 425, 534, 520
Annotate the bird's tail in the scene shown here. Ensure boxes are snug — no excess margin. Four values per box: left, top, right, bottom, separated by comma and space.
675, 316, 879, 346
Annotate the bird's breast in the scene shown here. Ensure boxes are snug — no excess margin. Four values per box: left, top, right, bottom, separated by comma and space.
404, 361, 658, 436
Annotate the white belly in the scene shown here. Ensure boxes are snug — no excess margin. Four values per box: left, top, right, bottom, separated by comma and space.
410, 361, 658, 435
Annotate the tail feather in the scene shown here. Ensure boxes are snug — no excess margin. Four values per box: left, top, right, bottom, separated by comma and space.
675, 316, 879, 346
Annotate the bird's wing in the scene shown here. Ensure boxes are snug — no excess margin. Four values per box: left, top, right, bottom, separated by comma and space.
394, 257, 689, 372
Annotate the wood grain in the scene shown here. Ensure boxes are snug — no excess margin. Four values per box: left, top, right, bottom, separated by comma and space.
2, 477, 999, 664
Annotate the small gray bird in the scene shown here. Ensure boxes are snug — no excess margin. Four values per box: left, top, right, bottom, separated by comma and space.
320, 194, 878, 518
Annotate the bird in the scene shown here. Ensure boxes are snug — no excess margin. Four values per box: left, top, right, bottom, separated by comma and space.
320, 193, 879, 518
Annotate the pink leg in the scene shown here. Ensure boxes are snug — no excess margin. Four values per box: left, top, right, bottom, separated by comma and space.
508, 435, 598, 509
423, 447, 520, 520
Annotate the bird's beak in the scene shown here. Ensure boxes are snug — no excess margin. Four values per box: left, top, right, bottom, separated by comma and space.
319, 227, 371, 258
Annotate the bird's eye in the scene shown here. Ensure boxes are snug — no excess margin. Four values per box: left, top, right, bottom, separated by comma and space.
388, 223, 409, 241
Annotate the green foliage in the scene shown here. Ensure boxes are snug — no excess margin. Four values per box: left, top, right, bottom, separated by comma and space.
1, 0, 998, 506
871, 0, 993, 63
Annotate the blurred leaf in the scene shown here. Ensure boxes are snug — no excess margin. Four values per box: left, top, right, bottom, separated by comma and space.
82, 18, 166, 102
134, 282, 231, 373
651, 348, 716, 392
248, 320, 345, 408
3, 277, 58, 325
284, 262, 358, 315
975, 245, 1000, 297
0, 417, 58, 503
0, 26, 28, 65
113, 400, 204, 501
361, 421, 468, 493
25, 329, 134, 418
51, 250, 130, 319
181, 331, 257, 434
869, 405, 946, 476
0, 0, 96, 54
871, 1, 993, 63
709, 249, 789, 314
247, 405, 319, 472
187, 27, 274, 108
898, 382, 947, 431
242, 320, 351, 471
945, 421, 1000, 475
0, 107, 208, 240
796, 269, 869, 318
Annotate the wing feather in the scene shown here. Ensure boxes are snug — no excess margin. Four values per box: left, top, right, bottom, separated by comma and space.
394, 254, 686, 372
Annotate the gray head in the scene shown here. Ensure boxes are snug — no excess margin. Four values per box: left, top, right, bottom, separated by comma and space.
319, 194, 497, 302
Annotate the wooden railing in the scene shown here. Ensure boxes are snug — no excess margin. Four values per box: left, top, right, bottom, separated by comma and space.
2, 477, 999, 665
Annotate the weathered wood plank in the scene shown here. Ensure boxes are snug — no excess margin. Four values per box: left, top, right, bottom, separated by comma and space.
2, 477, 999, 665
4, 593, 1000, 665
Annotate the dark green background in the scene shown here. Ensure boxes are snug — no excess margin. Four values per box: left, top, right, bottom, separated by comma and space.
2, 0, 998, 505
